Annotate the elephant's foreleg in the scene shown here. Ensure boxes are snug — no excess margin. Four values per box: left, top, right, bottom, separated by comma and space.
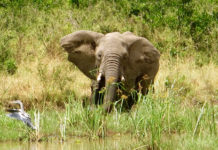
90, 79, 105, 105
136, 75, 154, 95
123, 75, 154, 109
123, 89, 138, 110
90, 80, 97, 105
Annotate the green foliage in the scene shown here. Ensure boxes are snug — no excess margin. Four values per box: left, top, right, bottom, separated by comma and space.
0, 0, 217, 69
69, 0, 98, 8
0, 35, 17, 74
0, 0, 63, 9
4, 59, 17, 74
105, 0, 217, 57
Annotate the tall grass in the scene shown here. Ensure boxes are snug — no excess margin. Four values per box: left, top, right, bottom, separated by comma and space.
0, 89, 217, 149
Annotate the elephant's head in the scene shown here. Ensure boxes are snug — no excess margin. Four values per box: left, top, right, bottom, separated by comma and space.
61, 30, 160, 112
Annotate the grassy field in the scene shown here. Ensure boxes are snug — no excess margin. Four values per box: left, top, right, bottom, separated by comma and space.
0, 0, 217, 149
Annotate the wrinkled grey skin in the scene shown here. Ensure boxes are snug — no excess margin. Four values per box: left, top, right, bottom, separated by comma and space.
60, 30, 160, 112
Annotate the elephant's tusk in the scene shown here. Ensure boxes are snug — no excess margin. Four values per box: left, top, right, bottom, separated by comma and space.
121, 76, 125, 82
97, 73, 102, 82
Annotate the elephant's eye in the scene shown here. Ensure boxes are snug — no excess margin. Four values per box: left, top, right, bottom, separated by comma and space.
97, 53, 102, 60
73, 50, 81, 54
91, 42, 96, 49
123, 52, 128, 60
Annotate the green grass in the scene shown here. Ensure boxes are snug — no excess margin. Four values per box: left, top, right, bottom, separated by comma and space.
0, 0, 217, 149
1, 91, 217, 149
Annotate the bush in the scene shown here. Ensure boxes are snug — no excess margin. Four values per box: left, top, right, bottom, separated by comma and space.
4, 59, 17, 74
0, 35, 17, 74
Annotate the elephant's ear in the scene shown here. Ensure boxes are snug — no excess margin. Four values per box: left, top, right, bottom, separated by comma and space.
123, 32, 160, 76
60, 30, 104, 79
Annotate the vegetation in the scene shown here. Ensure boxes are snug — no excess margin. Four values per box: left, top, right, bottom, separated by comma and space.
0, 0, 217, 149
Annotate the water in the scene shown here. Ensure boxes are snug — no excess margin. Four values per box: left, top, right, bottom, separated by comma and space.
0, 136, 139, 150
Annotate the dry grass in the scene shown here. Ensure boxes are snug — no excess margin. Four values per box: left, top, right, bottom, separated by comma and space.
0, 55, 91, 108
155, 56, 218, 105
1, 52, 217, 109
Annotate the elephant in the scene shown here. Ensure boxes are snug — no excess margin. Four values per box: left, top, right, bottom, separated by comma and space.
60, 30, 160, 112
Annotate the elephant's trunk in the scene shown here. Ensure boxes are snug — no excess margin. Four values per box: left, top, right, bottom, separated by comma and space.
103, 53, 121, 112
